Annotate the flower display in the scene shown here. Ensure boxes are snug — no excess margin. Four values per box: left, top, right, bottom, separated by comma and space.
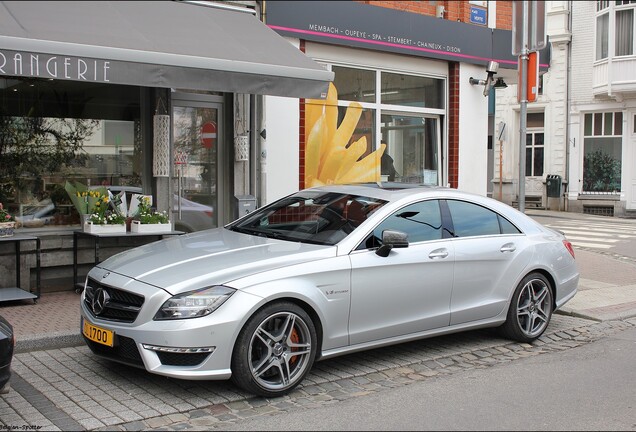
0, 203, 14, 222
65, 182, 126, 225
304, 83, 386, 187
136, 196, 169, 224
87, 211, 126, 225
65, 181, 110, 216
86, 190, 126, 225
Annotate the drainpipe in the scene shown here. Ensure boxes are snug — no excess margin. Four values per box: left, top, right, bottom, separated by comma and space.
258, 1, 267, 205
565, 1, 572, 211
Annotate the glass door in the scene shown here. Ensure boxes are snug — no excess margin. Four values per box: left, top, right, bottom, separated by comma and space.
171, 101, 222, 232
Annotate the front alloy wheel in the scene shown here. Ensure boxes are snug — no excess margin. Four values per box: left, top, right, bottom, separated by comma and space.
500, 272, 553, 343
231, 302, 317, 397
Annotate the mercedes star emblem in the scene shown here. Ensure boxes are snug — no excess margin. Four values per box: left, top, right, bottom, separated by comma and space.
91, 288, 110, 316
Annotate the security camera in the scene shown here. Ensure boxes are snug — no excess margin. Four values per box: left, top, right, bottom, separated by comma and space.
486, 61, 499, 74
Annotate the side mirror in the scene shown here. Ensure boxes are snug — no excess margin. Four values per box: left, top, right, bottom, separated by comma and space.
376, 229, 408, 257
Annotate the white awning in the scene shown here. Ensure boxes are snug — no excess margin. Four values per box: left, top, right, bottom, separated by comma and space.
0, 1, 333, 98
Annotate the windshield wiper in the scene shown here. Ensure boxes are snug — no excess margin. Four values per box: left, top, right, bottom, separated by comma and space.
231, 226, 288, 240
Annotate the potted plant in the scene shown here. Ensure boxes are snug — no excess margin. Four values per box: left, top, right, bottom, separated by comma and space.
131, 196, 171, 233
0, 203, 15, 237
84, 190, 126, 233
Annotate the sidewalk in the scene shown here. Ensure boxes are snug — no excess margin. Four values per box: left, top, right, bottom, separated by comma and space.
1, 211, 636, 353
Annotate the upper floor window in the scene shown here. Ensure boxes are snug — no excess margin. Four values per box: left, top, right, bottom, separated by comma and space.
616, 5, 634, 56
597, 12, 610, 60
596, 1, 636, 60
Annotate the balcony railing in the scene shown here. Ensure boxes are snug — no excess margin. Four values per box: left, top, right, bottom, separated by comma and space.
593, 56, 636, 97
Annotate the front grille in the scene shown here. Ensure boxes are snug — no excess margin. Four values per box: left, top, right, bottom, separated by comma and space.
84, 334, 144, 367
156, 352, 210, 367
84, 278, 144, 323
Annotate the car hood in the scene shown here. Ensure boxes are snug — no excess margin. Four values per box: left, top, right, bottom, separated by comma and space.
97, 228, 336, 295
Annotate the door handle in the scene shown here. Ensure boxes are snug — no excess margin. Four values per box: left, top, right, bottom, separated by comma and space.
428, 248, 449, 259
500, 243, 516, 253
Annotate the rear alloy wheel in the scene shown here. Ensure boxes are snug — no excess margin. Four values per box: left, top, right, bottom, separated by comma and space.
500, 272, 553, 343
231, 302, 317, 397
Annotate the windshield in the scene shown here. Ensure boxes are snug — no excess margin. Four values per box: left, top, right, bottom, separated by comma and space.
227, 191, 387, 245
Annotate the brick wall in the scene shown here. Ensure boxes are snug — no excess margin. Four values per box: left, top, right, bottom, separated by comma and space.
495, 1, 512, 30
448, 62, 460, 189
357, 0, 512, 29
299, 40, 306, 190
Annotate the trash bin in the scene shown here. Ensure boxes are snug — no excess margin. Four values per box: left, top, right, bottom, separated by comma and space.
234, 195, 257, 220
546, 174, 562, 198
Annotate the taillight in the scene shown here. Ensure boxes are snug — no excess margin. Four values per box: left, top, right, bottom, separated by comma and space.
563, 239, 575, 258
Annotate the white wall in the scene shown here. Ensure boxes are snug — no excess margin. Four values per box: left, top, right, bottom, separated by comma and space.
569, 1, 595, 105
458, 63, 490, 195
262, 95, 300, 205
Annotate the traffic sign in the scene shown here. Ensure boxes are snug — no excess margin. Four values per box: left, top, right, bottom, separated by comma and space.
201, 122, 217, 149
518, 51, 540, 103
512, 1, 546, 55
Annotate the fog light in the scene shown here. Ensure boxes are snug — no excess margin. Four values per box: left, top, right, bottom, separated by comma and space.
142, 344, 216, 354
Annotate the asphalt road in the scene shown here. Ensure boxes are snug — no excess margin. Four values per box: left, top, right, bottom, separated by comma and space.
217, 325, 636, 431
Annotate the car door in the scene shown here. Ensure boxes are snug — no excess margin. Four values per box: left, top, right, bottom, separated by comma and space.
348, 199, 454, 345
444, 199, 532, 325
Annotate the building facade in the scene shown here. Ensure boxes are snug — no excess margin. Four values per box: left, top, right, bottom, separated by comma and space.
261, 0, 520, 204
495, 0, 636, 218
493, 1, 571, 211
568, 0, 636, 217
0, 0, 527, 294
0, 0, 332, 292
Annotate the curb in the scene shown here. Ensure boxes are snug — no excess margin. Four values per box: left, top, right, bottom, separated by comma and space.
15, 331, 83, 353
15, 311, 636, 353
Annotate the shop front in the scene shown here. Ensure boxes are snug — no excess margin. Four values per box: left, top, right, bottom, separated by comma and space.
0, 1, 332, 291
263, 0, 524, 201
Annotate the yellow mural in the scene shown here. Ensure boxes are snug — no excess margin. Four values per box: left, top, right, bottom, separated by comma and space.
304, 83, 385, 187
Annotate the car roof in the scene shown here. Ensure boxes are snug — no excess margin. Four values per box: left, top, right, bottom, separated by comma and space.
303, 182, 542, 233
305, 182, 450, 201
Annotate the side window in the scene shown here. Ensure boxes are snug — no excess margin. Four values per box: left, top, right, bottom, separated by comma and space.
447, 200, 505, 237
364, 200, 442, 248
498, 215, 521, 234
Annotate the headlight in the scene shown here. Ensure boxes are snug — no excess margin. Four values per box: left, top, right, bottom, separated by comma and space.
154, 286, 236, 320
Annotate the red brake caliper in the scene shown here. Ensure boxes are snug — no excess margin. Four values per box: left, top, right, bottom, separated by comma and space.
289, 327, 300, 366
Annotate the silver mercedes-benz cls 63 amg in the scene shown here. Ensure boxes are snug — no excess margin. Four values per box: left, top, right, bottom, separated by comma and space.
80, 183, 578, 397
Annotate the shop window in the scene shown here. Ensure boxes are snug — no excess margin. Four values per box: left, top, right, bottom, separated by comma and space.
0, 78, 142, 227
305, 64, 445, 188
381, 113, 439, 185
380, 72, 444, 109
583, 111, 622, 193
332, 66, 376, 103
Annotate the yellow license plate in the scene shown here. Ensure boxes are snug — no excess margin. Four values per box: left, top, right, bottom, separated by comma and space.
83, 319, 114, 347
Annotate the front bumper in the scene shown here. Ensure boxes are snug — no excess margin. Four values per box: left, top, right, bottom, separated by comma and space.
80, 270, 262, 380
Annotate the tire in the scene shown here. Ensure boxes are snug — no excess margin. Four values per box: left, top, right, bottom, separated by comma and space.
499, 272, 553, 343
231, 302, 317, 398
